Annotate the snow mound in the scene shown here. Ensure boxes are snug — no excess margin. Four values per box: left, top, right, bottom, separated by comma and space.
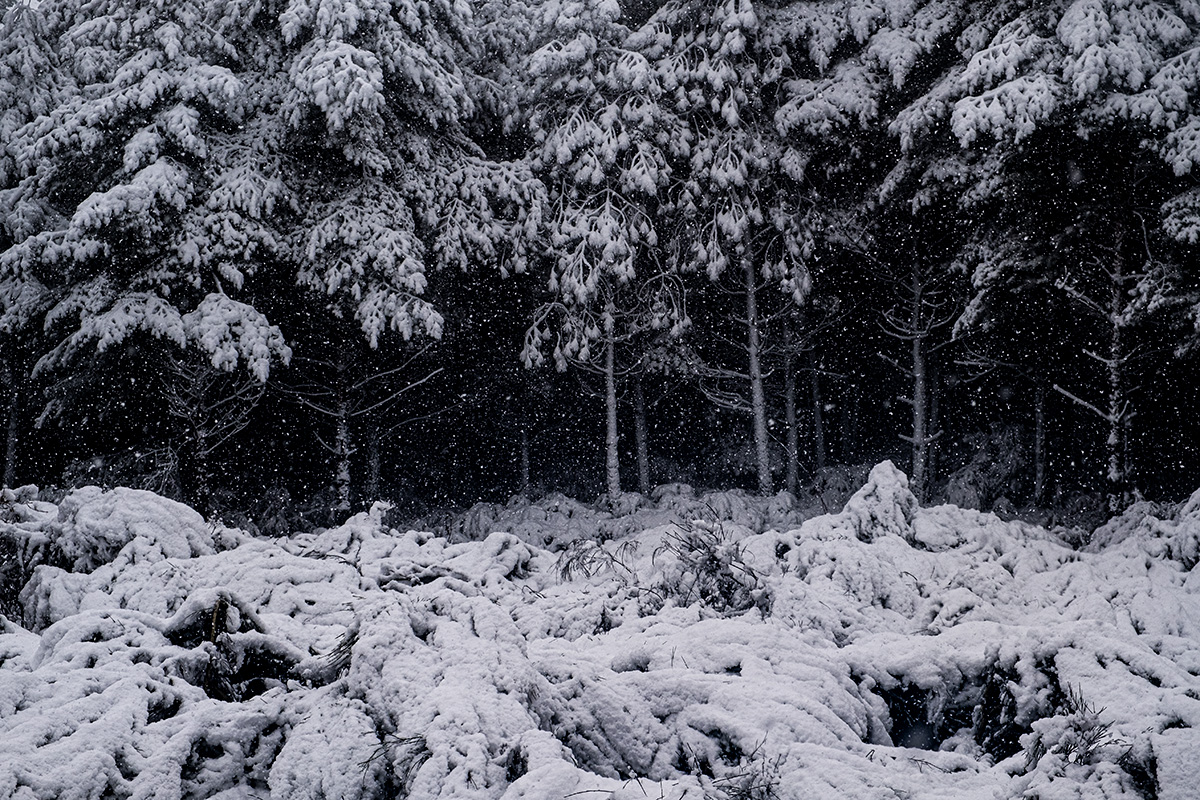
438, 484, 816, 551
2, 466, 1198, 799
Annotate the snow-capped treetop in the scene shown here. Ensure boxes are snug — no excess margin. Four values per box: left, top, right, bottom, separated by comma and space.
521, 0, 687, 372
0, 0, 535, 389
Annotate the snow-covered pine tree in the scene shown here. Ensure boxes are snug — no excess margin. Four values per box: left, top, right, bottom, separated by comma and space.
520, 0, 687, 499
903, 0, 1200, 510
0, 0, 537, 509
1, 3, 70, 487
0, 0, 295, 501
641, 0, 814, 496
770, 0, 984, 503
279, 0, 541, 513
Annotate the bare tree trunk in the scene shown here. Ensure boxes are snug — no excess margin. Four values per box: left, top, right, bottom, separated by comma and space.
604, 330, 621, 498
633, 373, 650, 495
928, 359, 940, 488
519, 424, 531, 496
1050, 222, 1140, 513
364, 432, 381, 502
745, 260, 772, 496
2, 360, 18, 488
784, 341, 799, 496
1033, 382, 1047, 505
192, 447, 212, 514
1106, 232, 1131, 513
910, 271, 930, 503
334, 398, 352, 514
810, 352, 826, 473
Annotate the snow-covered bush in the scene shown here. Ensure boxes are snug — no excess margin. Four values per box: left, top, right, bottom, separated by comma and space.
651, 521, 768, 615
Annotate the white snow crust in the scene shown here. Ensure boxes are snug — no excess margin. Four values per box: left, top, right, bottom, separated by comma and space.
1, 462, 1198, 799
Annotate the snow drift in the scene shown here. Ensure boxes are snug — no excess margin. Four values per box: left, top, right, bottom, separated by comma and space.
1, 462, 1198, 800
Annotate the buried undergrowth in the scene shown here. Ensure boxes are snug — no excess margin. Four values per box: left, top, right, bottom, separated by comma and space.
867, 662, 1160, 798
1, 464, 1196, 799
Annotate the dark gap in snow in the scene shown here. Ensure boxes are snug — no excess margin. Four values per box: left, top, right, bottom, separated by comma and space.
881, 685, 941, 749
674, 740, 715, 779
1120, 750, 1160, 800
874, 668, 1033, 759
712, 728, 744, 765
503, 744, 527, 782
147, 692, 182, 724
973, 668, 1027, 760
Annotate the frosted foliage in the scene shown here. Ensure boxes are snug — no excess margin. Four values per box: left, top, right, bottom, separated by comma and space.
867, 0, 964, 90
890, 70, 964, 150
1161, 186, 1200, 242
280, 0, 471, 128
521, 0, 687, 370
769, 3, 848, 74
299, 181, 442, 347
1057, 1, 1189, 100
290, 41, 385, 132
182, 294, 292, 382
961, 17, 1044, 93
1160, 115, 1200, 174
777, 62, 882, 137
2, 0, 518, 383
952, 74, 1062, 144
2, 469, 1199, 799
874, 0, 1200, 163
630, 0, 810, 300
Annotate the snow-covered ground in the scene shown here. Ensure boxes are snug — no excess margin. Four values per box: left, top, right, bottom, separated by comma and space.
2, 462, 1198, 800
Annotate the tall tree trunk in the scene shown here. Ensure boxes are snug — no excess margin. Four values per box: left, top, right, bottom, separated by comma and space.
3, 360, 18, 488
842, 383, 859, 463
329, 335, 355, 515
604, 329, 621, 498
745, 260, 772, 496
519, 422, 531, 496
810, 352, 826, 473
1106, 229, 1131, 513
633, 373, 650, 495
784, 339, 799, 496
910, 271, 930, 503
1033, 382, 1047, 505
192, 445, 212, 514
928, 359, 940, 487
364, 432, 381, 502
334, 397, 352, 514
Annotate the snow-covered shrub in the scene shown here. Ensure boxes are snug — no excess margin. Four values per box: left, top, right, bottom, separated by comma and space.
707, 748, 784, 800
1024, 685, 1123, 772
0, 486, 49, 620
1014, 683, 1156, 800
555, 538, 640, 583
840, 460, 918, 543
652, 521, 768, 615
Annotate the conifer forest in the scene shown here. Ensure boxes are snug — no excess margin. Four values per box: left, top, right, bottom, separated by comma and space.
7, 5, 1200, 800
4, 0, 1200, 525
